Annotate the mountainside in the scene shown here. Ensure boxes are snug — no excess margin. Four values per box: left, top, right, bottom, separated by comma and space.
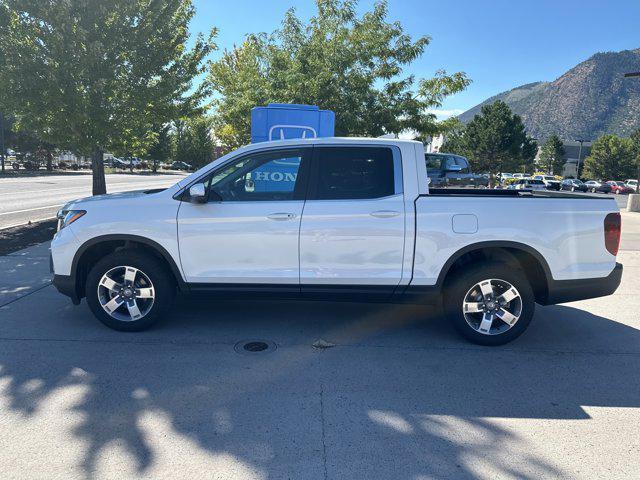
458, 48, 640, 141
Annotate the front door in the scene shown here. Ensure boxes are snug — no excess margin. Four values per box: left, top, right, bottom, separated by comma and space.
178, 147, 311, 284
299, 145, 406, 295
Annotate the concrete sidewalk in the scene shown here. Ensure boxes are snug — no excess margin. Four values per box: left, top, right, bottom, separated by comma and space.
0, 215, 638, 479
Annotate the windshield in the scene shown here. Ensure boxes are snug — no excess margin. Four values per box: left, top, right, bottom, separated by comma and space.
543, 176, 555, 180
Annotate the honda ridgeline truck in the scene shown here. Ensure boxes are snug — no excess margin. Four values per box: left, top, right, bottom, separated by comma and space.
51, 138, 623, 345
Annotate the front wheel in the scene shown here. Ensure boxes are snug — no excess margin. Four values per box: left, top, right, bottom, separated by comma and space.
443, 262, 535, 345
85, 250, 175, 331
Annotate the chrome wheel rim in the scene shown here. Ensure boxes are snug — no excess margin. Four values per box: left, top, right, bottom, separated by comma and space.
462, 278, 522, 336
97, 266, 155, 322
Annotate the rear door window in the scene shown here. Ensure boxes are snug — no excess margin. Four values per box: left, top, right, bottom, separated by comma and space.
310, 147, 395, 200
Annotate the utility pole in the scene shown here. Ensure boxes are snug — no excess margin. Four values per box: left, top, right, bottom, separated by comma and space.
0, 111, 5, 173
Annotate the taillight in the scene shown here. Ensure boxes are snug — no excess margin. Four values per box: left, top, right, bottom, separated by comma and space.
604, 212, 621, 256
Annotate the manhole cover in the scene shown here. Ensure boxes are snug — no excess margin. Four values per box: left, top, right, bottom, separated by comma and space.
234, 339, 277, 354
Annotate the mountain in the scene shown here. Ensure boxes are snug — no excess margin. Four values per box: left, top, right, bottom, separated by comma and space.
458, 48, 640, 141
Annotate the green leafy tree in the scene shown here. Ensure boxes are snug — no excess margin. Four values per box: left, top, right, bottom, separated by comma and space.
539, 134, 565, 175
147, 125, 175, 172
583, 134, 635, 181
0, 0, 215, 193
174, 116, 214, 168
449, 101, 537, 185
208, 0, 470, 148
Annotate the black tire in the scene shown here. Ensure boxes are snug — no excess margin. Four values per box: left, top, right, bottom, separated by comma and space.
85, 249, 175, 331
443, 262, 535, 346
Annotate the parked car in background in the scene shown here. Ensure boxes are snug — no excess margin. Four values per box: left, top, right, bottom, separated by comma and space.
584, 181, 612, 194
512, 173, 526, 180
606, 181, 635, 195
425, 152, 488, 188
498, 173, 513, 181
625, 179, 639, 192
561, 179, 588, 192
514, 179, 546, 190
533, 175, 561, 190
170, 161, 193, 171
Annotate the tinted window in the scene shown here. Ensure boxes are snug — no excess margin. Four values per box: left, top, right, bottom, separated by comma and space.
313, 147, 395, 200
425, 154, 441, 170
206, 149, 307, 201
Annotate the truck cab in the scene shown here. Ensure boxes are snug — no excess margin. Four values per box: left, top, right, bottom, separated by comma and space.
425, 152, 488, 188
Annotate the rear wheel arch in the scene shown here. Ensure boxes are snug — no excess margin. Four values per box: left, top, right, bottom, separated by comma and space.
72, 235, 186, 299
438, 242, 551, 304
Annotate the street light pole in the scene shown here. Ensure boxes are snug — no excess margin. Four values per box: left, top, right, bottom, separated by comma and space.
624, 72, 640, 193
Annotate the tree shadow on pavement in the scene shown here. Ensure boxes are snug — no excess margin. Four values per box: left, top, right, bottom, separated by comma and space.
0, 297, 638, 479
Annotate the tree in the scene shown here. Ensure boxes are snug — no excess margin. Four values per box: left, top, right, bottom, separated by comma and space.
539, 134, 565, 175
174, 116, 215, 168
447, 101, 537, 185
583, 134, 635, 181
208, 0, 470, 148
0, 0, 215, 193
147, 125, 174, 172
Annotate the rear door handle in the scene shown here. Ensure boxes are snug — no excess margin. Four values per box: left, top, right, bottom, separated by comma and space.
267, 212, 296, 221
370, 210, 400, 218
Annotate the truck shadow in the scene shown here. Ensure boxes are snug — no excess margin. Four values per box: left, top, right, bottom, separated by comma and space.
0, 298, 638, 478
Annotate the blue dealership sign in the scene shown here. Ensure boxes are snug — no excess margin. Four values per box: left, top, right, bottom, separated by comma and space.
251, 103, 335, 143
249, 103, 335, 192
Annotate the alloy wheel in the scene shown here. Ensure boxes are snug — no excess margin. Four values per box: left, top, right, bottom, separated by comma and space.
462, 278, 522, 335
97, 266, 155, 322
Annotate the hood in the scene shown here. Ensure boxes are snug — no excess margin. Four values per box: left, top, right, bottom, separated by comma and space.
62, 189, 161, 210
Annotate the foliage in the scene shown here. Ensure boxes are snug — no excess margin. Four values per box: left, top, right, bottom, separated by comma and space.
538, 134, 565, 174
208, 0, 470, 148
442, 101, 537, 181
147, 125, 174, 172
0, 0, 215, 193
583, 134, 635, 180
174, 116, 215, 168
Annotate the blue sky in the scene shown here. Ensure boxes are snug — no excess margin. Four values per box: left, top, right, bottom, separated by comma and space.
191, 0, 640, 117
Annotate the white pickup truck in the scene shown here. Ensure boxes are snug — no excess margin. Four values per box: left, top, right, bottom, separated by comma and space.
51, 138, 622, 345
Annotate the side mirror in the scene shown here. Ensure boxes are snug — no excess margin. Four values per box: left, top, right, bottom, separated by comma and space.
188, 183, 207, 203
445, 164, 463, 172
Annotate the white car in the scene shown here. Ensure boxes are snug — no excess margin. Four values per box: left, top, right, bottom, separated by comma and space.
514, 179, 547, 190
51, 137, 623, 345
625, 179, 639, 192
533, 175, 560, 190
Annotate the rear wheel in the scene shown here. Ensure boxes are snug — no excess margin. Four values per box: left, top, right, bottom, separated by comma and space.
85, 250, 175, 331
443, 262, 535, 346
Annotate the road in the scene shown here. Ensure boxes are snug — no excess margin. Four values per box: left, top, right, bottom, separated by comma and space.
0, 173, 186, 229
0, 212, 638, 478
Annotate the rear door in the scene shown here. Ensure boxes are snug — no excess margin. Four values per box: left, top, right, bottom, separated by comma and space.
299, 145, 406, 295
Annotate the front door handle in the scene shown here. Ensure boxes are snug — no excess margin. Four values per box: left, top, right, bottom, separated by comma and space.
267, 212, 297, 221
370, 210, 400, 218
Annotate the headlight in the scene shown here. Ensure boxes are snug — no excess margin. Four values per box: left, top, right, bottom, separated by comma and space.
57, 209, 86, 231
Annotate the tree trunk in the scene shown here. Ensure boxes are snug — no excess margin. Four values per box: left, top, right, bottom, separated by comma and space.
92, 148, 107, 195
46, 150, 53, 171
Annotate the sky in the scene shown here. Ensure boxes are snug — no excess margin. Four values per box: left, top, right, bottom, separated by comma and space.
191, 0, 640, 118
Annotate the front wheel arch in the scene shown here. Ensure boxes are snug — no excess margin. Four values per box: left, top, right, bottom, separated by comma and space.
72, 235, 186, 300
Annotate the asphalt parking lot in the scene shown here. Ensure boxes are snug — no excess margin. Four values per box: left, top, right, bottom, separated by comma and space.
0, 212, 638, 479
0, 173, 186, 229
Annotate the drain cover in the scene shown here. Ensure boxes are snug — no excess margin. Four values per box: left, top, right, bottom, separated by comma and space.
234, 339, 277, 354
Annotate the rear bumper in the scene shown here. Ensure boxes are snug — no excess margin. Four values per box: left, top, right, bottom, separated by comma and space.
542, 263, 623, 305
52, 274, 81, 305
